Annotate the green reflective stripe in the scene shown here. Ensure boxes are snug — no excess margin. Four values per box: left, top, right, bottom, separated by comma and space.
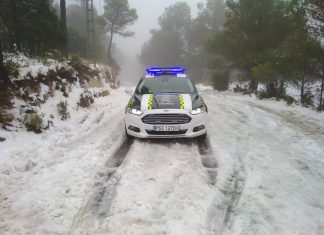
148, 94, 153, 110
179, 94, 185, 109
128, 98, 132, 108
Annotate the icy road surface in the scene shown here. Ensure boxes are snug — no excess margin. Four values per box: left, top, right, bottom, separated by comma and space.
1, 87, 324, 235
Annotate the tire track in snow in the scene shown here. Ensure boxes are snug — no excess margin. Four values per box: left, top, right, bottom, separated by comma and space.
69, 122, 133, 235
197, 135, 246, 233
206, 156, 246, 234
222, 155, 246, 228
94, 111, 105, 124
208, 155, 246, 235
102, 138, 212, 235
203, 93, 248, 234
89, 137, 134, 218
197, 136, 218, 186
201, 91, 324, 234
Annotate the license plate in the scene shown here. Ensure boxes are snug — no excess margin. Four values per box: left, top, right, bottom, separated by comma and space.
152, 125, 180, 132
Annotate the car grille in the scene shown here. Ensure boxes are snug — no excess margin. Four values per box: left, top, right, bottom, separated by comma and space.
146, 130, 188, 135
142, 114, 191, 125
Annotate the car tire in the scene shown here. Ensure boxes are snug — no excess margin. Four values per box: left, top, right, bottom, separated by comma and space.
197, 131, 207, 140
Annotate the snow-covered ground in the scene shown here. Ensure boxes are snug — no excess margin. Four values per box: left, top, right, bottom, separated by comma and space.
1, 86, 324, 235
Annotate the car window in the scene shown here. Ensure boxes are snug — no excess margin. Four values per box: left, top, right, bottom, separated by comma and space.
135, 75, 196, 94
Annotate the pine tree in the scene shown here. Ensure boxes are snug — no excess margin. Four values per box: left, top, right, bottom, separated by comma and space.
139, 2, 191, 66
103, 0, 138, 63
209, 0, 290, 92
279, 0, 321, 105
0, 0, 64, 54
306, 0, 324, 110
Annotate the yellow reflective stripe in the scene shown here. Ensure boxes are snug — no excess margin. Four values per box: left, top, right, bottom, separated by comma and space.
148, 94, 153, 110
179, 94, 185, 109
201, 97, 205, 105
128, 98, 132, 107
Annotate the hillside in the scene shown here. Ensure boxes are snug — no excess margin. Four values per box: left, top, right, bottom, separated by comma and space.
0, 53, 117, 139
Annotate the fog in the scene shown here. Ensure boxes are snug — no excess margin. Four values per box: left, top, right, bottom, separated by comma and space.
94, 0, 199, 85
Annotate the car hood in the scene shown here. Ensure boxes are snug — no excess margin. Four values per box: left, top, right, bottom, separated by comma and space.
139, 93, 193, 111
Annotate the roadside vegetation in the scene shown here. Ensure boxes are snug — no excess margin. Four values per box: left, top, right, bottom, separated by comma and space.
139, 0, 324, 111
0, 0, 138, 133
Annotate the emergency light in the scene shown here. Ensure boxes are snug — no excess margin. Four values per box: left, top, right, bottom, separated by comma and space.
146, 67, 186, 76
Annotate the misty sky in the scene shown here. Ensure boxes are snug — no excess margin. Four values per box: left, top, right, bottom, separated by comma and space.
95, 0, 199, 84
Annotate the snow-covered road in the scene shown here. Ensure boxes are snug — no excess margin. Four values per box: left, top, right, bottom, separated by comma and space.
1, 87, 324, 235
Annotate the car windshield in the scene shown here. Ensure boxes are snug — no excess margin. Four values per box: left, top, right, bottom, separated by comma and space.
135, 75, 195, 94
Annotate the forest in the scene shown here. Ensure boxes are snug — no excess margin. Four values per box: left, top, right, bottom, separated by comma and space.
0, 0, 137, 127
139, 0, 324, 110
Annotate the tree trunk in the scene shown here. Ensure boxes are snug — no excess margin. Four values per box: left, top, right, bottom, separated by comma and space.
246, 67, 258, 92
278, 80, 285, 99
319, 73, 324, 111
107, 7, 120, 65
11, 0, 21, 51
250, 76, 258, 92
60, 0, 67, 56
0, 41, 4, 71
0, 41, 8, 92
107, 24, 114, 64
300, 76, 305, 104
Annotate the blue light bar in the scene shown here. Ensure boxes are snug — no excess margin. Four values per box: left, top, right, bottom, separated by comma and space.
146, 67, 186, 75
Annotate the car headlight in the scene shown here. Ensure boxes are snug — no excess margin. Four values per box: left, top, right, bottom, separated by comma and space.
190, 105, 207, 115
127, 107, 143, 116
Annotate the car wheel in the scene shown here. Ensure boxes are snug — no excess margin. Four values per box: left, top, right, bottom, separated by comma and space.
197, 131, 207, 140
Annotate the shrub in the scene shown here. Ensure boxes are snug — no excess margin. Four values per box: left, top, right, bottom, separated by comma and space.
93, 90, 109, 98
48, 84, 55, 97
79, 93, 94, 108
60, 84, 69, 97
100, 90, 109, 97
212, 70, 229, 91
23, 112, 43, 133
257, 90, 270, 100
301, 91, 314, 107
57, 101, 70, 120
0, 111, 14, 125
57, 67, 75, 83
69, 55, 91, 85
0, 91, 12, 108
233, 84, 249, 94
0, 91, 13, 125
69, 55, 89, 79
257, 81, 286, 100
4, 60, 19, 77
251, 62, 276, 83
284, 95, 296, 106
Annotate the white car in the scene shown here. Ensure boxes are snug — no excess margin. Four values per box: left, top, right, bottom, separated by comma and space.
125, 67, 208, 138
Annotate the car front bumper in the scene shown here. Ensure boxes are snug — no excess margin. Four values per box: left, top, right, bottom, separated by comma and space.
124, 109, 208, 138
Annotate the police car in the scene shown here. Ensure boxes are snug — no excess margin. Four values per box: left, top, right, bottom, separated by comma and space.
125, 67, 208, 138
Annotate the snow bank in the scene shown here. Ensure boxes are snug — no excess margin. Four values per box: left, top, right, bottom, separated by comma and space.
0, 88, 129, 235
1, 53, 114, 132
